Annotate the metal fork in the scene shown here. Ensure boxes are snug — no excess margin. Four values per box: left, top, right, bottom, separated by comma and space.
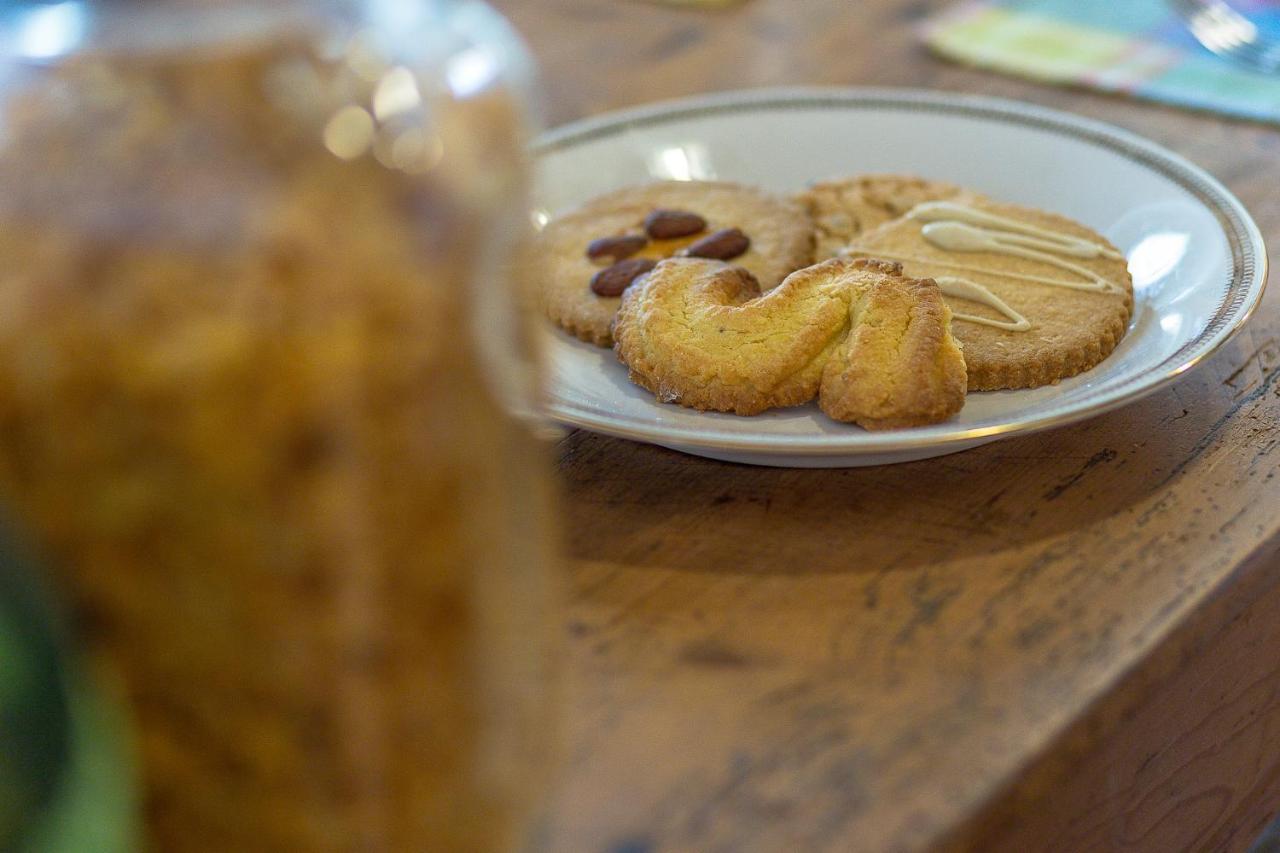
1170, 0, 1280, 72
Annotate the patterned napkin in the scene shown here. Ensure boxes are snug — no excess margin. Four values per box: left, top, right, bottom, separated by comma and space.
923, 0, 1280, 124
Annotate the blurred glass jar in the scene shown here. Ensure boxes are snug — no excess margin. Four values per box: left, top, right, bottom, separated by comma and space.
0, 1, 559, 850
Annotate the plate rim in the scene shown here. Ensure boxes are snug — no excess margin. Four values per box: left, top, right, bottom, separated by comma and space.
532, 86, 1269, 455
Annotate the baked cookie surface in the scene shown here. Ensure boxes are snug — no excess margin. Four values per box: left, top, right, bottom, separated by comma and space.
798, 174, 971, 259
534, 181, 813, 346
848, 197, 1133, 390
818, 261, 968, 430
612, 256, 966, 429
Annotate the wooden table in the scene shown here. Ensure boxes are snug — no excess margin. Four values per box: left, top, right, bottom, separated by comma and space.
493, 1, 1280, 850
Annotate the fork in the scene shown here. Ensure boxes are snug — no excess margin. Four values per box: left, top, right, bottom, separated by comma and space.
1169, 0, 1280, 72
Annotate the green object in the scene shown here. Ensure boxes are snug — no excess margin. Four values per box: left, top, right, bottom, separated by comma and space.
0, 527, 138, 852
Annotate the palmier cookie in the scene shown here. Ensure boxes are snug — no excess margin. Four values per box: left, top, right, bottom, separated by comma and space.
797, 174, 972, 259
612, 256, 966, 429
847, 197, 1133, 390
533, 181, 814, 346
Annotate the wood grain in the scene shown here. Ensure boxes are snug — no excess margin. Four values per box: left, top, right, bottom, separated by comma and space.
491, 1, 1280, 849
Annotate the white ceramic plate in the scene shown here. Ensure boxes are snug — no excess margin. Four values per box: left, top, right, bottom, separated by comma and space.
531, 88, 1267, 467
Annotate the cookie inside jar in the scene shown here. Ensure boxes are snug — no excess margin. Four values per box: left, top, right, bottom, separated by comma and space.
0, 4, 558, 851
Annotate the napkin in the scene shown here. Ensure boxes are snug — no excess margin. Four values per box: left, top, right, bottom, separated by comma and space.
923, 0, 1280, 125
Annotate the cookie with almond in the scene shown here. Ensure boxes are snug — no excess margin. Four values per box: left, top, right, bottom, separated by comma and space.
533, 180, 814, 346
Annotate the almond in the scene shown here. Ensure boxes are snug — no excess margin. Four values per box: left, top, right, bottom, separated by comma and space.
643, 209, 707, 239
590, 257, 657, 297
681, 227, 749, 261
585, 233, 647, 262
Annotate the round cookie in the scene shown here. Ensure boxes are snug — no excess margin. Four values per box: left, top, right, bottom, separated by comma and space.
797, 174, 971, 259
847, 197, 1133, 391
533, 181, 814, 346
612, 256, 966, 428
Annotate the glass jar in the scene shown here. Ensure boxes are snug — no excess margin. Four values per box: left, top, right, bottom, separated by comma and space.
0, 1, 558, 850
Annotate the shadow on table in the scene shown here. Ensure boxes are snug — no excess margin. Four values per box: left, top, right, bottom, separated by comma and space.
557, 374, 1225, 576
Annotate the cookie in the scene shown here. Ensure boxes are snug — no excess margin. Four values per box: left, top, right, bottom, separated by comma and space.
818, 260, 968, 430
533, 180, 814, 346
847, 197, 1133, 390
612, 256, 966, 429
797, 174, 972, 259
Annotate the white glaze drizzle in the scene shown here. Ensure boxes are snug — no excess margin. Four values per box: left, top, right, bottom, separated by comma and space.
841, 247, 1106, 292
908, 201, 1124, 260
919, 221, 1120, 294
934, 276, 1030, 332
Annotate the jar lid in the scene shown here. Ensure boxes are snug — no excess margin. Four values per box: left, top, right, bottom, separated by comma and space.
0, 1, 325, 63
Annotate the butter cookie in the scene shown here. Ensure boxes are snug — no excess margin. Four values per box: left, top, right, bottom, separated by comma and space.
798, 174, 971, 259
612, 256, 966, 429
